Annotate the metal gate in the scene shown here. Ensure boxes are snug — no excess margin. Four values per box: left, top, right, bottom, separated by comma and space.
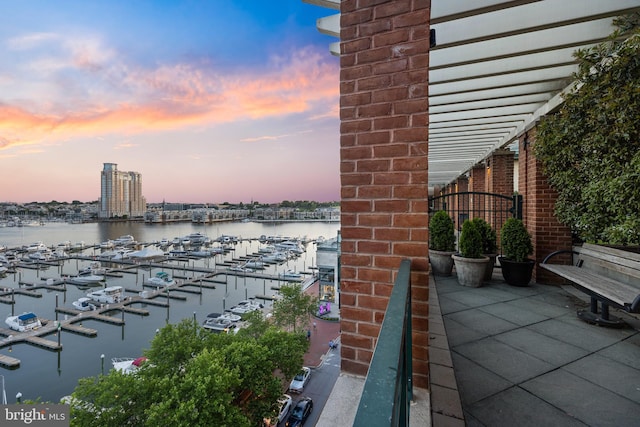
429, 192, 522, 250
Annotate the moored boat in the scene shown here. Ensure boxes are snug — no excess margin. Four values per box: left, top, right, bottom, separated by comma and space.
281, 269, 303, 280
87, 286, 124, 304
68, 270, 105, 286
145, 271, 175, 287
6, 312, 42, 332
72, 297, 96, 311
112, 356, 148, 374
202, 316, 237, 333
229, 299, 264, 316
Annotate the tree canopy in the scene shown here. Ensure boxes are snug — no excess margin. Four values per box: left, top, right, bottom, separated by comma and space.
534, 14, 640, 244
69, 318, 308, 426
271, 283, 318, 333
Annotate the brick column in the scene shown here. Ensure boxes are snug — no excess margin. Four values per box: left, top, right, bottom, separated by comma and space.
487, 149, 515, 231
487, 149, 514, 197
470, 165, 485, 192
470, 165, 486, 220
340, 1, 430, 388
518, 129, 572, 283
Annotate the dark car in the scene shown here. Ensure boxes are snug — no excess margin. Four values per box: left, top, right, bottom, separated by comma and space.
285, 397, 313, 427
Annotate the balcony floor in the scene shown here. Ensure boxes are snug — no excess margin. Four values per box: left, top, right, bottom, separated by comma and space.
433, 271, 640, 426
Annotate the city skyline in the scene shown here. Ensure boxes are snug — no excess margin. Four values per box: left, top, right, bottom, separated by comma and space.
0, 1, 340, 204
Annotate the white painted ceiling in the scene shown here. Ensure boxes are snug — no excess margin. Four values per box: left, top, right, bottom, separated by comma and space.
303, 0, 640, 187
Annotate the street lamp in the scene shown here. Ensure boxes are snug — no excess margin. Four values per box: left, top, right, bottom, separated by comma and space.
101, 354, 105, 375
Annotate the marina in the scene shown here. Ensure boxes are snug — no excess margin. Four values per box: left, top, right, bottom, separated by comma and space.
0, 220, 339, 402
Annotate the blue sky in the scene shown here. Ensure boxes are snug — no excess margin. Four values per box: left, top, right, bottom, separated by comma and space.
0, 0, 340, 204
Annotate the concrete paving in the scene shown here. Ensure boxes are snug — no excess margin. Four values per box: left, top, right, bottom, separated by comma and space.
302, 280, 341, 368
434, 271, 640, 426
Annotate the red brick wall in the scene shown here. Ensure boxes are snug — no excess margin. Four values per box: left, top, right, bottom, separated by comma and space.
470, 165, 486, 220
488, 149, 515, 234
518, 130, 572, 283
340, 0, 430, 388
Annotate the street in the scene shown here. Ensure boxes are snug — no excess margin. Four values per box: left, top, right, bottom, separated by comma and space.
282, 346, 341, 426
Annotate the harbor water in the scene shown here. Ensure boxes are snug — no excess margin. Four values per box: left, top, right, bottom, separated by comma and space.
0, 220, 339, 403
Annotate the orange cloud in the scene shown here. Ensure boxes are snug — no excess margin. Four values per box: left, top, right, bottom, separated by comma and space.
0, 46, 338, 151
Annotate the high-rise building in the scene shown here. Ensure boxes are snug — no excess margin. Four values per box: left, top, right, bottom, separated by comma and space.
99, 163, 147, 219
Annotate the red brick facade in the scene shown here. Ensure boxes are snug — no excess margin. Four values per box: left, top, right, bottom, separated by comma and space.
339, 0, 430, 388
517, 131, 573, 283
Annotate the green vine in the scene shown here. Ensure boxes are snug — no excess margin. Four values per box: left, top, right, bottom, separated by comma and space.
534, 14, 640, 245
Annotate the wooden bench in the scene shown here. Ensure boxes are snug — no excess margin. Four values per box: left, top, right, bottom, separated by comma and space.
541, 243, 640, 327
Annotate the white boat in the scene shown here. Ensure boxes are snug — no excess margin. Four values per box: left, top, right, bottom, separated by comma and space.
70, 241, 85, 251
112, 357, 148, 374
100, 240, 115, 249
169, 248, 188, 257
275, 240, 305, 254
114, 235, 135, 246
72, 297, 96, 311
5, 312, 42, 332
186, 232, 207, 245
244, 259, 265, 269
28, 250, 52, 261
25, 241, 48, 253
189, 249, 212, 257
56, 241, 71, 250
111, 249, 133, 261
87, 286, 124, 304
145, 271, 175, 287
0, 266, 8, 275
281, 270, 303, 280
218, 311, 242, 323
171, 237, 182, 246
258, 245, 277, 254
79, 261, 107, 276
230, 300, 264, 316
68, 270, 104, 285
0, 253, 19, 267
128, 246, 165, 260
202, 316, 237, 333
158, 238, 171, 246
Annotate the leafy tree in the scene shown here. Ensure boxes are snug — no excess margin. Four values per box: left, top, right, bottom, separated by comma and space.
271, 283, 318, 333
69, 318, 307, 426
534, 14, 640, 244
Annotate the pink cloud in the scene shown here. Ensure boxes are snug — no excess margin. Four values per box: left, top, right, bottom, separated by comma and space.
0, 42, 338, 152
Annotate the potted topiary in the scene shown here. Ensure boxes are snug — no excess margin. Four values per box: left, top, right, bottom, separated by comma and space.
452, 219, 490, 287
499, 218, 534, 286
472, 218, 498, 281
429, 210, 456, 276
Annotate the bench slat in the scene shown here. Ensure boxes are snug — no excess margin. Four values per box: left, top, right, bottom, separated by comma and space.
540, 264, 639, 310
579, 244, 640, 279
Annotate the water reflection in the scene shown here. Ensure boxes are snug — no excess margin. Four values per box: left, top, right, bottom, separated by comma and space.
0, 220, 338, 402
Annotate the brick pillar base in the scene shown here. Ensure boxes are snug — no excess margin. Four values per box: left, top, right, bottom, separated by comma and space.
340, 1, 431, 388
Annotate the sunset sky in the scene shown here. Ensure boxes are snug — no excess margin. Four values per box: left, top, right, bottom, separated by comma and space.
0, 1, 340, 204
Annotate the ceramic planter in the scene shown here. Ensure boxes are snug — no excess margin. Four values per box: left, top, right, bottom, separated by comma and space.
498, 256, 535, 286
430, 249, 455, 276
484, 254, 497, 281
452, 254, 490, 287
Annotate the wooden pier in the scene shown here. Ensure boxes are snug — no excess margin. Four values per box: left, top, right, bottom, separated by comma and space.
0, 245, 316, 369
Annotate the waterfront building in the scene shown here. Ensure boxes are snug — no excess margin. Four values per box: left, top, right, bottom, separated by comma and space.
316, 231, 341, 305
99, 163, 147, 219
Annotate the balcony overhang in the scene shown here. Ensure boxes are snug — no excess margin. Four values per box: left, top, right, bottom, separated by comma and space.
303, 0, 640, 188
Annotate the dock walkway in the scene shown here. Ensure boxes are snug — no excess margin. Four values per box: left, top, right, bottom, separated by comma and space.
0, 246, 318, 369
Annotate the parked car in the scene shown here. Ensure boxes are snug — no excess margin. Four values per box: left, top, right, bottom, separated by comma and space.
277, 394, 293, 423
288, 367, 311, 393
285, 397, 313, 427
263, 394, 292, 426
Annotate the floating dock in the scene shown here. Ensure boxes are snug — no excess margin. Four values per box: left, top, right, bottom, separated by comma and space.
0, 243, 317, 369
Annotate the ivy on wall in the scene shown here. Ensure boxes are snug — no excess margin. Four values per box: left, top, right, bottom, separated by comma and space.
534, 14, 640, 245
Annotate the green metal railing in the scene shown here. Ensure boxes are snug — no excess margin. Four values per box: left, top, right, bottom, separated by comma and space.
353, 258, 413, 427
